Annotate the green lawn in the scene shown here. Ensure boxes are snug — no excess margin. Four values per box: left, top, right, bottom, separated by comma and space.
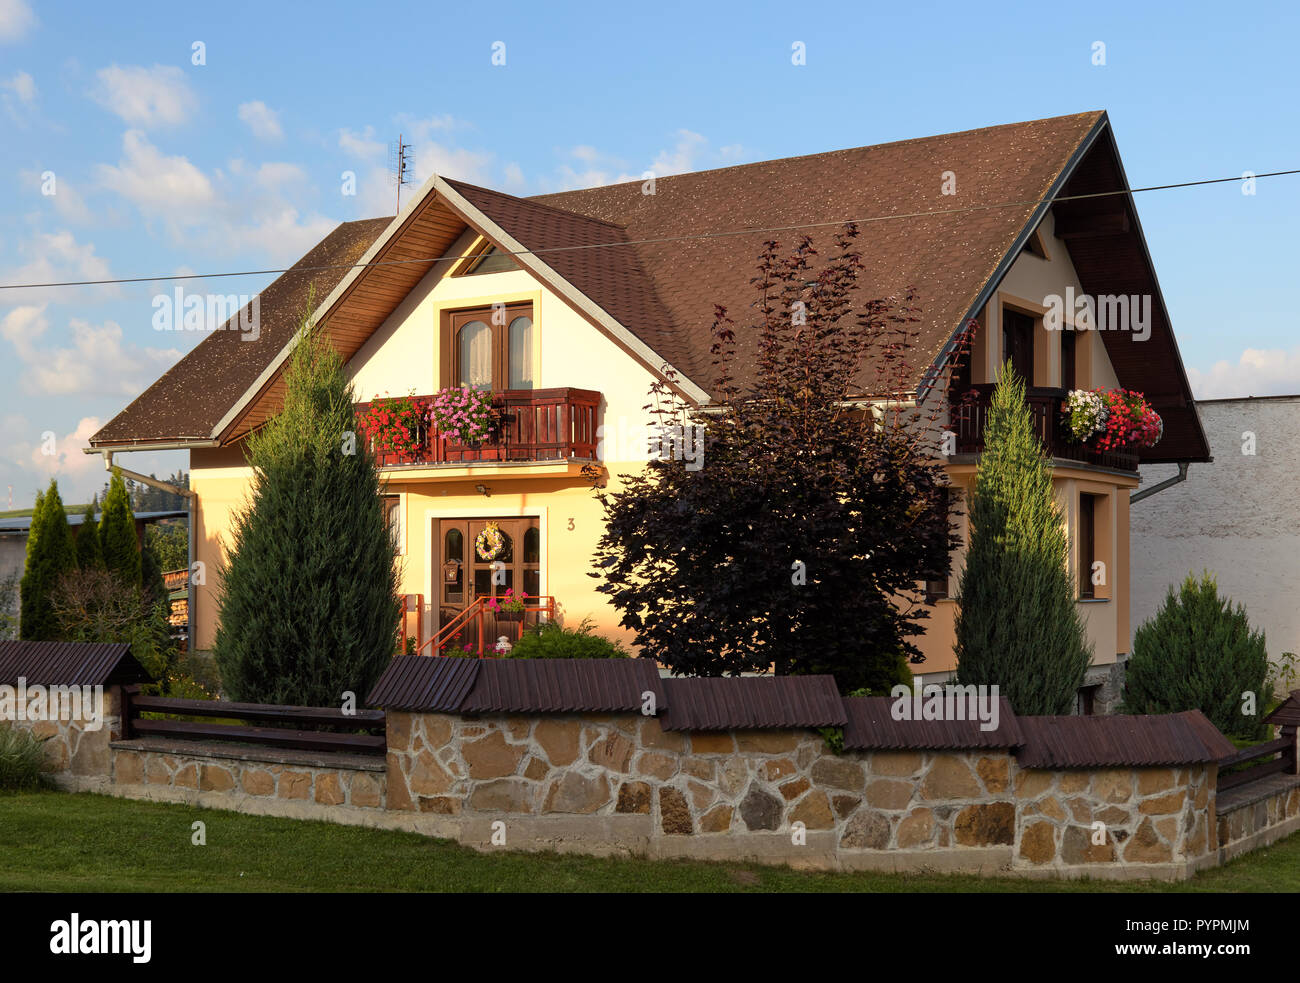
1, 790, 1297, 892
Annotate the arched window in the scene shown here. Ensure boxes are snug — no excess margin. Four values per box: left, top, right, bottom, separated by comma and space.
457, 320, 492, 389
508, 316, 534, 390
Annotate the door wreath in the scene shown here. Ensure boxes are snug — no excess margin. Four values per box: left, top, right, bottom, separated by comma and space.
475, 521, 510, 562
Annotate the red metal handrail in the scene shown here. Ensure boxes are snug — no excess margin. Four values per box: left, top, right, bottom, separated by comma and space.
417, 595, 557, 658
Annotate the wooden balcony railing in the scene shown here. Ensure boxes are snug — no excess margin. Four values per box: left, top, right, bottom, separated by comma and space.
951, 384, 1140, 472
355, 388, 600, 467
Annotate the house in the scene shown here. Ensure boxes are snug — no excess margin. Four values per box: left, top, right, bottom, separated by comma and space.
89, 110, 1209, 710
1131, 394, 1299, 679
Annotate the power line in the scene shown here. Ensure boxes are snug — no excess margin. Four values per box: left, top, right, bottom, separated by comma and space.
0, 167, 1295, 292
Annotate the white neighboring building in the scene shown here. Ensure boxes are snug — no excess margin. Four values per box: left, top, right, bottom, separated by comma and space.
1130, 395, 1300, 672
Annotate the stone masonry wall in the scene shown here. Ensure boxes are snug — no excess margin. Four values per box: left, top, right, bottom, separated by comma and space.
1011, 764, 1215, 873
109, 742, 386, 810
383, 710, 1218, 877
7, 687, 119, 788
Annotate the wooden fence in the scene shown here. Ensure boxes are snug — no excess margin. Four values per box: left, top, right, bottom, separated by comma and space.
1216, 735, 1297, 793
121, 685, 386, 755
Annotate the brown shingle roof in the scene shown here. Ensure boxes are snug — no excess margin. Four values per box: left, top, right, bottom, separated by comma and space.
659, 675, 846, 731
526, 112, 1105, 389
91, 217, 391, 446
0, 640, 150, 687
841, 695, 1023, 750
364, 655, 480, 712
457, 658, 666, 715
1013, 711, 1236, 768
94, 111, 1209, 463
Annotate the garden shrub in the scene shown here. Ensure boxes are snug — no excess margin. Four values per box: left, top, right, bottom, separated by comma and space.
1122, 572, 1270, 739
0, 725, 49, 792
506, 618, 628, 659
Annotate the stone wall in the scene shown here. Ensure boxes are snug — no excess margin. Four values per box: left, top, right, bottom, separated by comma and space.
108, 739, 386, 812
1011, 764, 1216, 875
382, 710, 1223, 878
20, 697, 1298, 880
7, 687, 119, 789
1215, 774, 1300, 862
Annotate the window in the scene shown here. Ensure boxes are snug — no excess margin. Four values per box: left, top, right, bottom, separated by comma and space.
456, 244, 517, 276
1060, 330, 1077, 391
1078, 493, 1097, 599
1002, 309, 1035, 383
449, 303, 535, 391
924, 487, 952, 601
383, 495, 404, 555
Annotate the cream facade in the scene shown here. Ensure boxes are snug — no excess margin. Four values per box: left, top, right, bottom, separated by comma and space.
915, 213, 1138, 707
190, 244, 662, 652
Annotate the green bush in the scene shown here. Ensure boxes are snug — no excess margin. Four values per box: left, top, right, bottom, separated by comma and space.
1122, 572, 1270, 739
506, 618, 628, 659
0, 725, 49, 792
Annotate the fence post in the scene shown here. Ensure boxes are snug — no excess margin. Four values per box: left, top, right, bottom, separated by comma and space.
120, 685, 135, 741
1285, 725, 1299, 775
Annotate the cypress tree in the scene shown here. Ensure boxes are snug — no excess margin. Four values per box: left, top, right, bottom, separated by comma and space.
1122, 572, 1269, 739
75, 503, 104, 570
953, 363, 1091, 714
19, 480, 78, 640
213, 317, 400, 706
100, 471, 141, 586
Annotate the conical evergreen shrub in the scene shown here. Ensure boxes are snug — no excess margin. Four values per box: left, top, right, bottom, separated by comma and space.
19, 480, 77, 641
213, 318, 400, 706
99, 472, 141, 586
1122, 572, 1269, 739
953, 363, 1091, 714
75, 503, 104, 570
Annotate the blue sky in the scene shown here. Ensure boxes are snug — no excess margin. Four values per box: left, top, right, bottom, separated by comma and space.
1, 0, 1298, 508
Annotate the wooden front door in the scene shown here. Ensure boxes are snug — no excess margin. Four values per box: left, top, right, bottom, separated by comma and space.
436, 517, 541, 651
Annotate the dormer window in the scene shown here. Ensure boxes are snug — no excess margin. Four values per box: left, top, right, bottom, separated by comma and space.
449, 302, 535, 390
453, 238, 518, 276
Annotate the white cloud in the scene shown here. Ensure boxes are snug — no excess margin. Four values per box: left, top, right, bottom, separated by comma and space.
238, 100, 283, 141
2, 230, 113, 304
1188, 347, 1300, 400
0, 304, 181, 397
3, 69, 34, 101
91, 64, 197, 127
28, 416, 105, 483
0, 0, 35, 42
339, 126, 385, 160
96, 129, 215, 216
21, 168, 92, 223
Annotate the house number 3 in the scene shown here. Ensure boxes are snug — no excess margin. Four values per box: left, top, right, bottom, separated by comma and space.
567, 518, 575, 531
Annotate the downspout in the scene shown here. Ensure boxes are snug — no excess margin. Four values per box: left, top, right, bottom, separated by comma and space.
97, 451, 197, 653
1129, 461, 1189, 504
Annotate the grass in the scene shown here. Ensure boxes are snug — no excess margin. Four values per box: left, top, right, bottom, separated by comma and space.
0, 789, 1297, 892
0, 504, 91, 520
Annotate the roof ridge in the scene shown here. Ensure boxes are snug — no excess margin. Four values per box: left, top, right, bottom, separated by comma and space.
531, 111, 1107, 204
445, 177, 629, 232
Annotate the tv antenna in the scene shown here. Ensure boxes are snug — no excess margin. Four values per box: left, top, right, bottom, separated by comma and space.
389, 134, 414, 214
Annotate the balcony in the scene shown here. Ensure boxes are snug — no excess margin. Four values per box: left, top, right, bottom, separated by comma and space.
355, 387, 601, 468
951, 384, 1140, 472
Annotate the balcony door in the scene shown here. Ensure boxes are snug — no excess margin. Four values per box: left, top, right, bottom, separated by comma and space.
1002, 309, 1035, 384
449, 303, 535, 391
437, 517, 541, 648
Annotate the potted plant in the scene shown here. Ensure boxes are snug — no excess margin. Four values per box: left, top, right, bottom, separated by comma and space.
487, 587, 527, 621
429, 386, 496, 447
1061, 387, 1162, 450
358, 391, 429, 463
